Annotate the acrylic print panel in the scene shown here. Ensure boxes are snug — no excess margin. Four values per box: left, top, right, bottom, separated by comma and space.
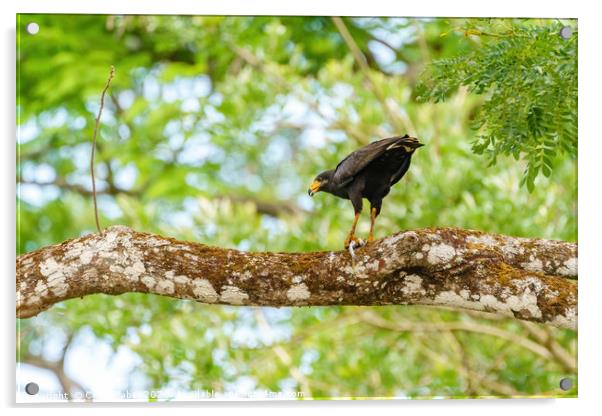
16, 15, 577, 402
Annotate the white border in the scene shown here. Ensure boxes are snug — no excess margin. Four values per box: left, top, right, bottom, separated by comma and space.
3, 0, 601, 414
7, 0, 581, 18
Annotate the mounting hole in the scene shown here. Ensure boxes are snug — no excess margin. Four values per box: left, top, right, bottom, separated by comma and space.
560, 26, 572, 39
25, 382, 39, 395
559, 377, 573, 391
26, 22, 39, 35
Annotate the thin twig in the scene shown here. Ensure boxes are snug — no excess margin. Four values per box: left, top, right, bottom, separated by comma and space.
19, 178, 138, 197
412, 19, 440, 157
331, 17, 411, 134
21, 333, 91, 401
519, 321, 576, 372
414, 337, 520, 396
231, 45, 370, 146
90, 66, 115, 233
254, 310, 313, 397
357, 311, 555, 361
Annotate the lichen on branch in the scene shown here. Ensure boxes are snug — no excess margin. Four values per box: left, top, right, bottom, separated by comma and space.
16, 226, 577, 329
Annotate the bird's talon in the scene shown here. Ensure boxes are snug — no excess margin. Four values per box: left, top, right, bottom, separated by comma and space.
344, 235, 362, 249
348, 242, 356, 258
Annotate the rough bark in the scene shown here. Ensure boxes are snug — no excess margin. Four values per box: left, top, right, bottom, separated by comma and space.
16, 225, 577, 329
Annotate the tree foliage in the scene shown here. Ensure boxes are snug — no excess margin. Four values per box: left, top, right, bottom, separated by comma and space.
17, 15, 577, 400
416, 19, 577, 191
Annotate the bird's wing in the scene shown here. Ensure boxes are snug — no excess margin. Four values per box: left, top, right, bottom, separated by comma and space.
389, 155, 412, 186
332, 135, 408, 187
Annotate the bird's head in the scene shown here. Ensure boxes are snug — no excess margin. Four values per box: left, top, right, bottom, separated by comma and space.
399, 135, 425, 152
308, 170, 334, 197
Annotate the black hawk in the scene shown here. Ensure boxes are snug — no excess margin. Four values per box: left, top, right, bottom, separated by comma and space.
308, 134, 424, 248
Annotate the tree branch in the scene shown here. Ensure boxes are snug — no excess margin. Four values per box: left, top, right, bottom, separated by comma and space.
215, 193, 310, 217
21, 334, 91, 401
16, 226, 577, 329
18, 178, 138, 197
18, 178, 306, 218
356, 310, 572, 369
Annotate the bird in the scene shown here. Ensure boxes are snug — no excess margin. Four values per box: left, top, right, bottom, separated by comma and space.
308, 134, 424, 249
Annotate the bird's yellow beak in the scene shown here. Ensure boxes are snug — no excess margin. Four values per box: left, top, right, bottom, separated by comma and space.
308, 180, 321, 197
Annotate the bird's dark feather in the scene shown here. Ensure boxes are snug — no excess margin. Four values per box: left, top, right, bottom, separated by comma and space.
309, 134, 422, 247
331, 135, 412, 187
389, 153, 412, 186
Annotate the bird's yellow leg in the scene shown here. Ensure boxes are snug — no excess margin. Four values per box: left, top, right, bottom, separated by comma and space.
368, 207, 377, 243
344, 213, 361, 248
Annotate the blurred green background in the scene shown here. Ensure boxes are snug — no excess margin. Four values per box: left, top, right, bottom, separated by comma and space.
17, 15, 577, 400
